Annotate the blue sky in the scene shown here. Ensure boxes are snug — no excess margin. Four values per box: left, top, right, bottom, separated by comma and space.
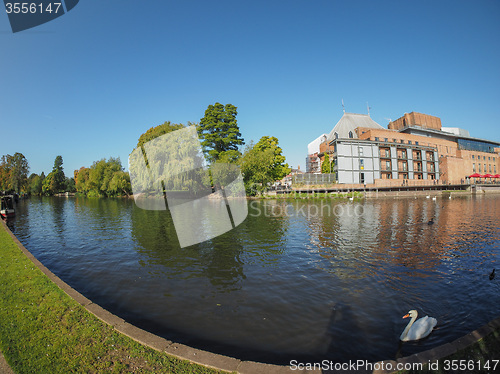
1, 0, 499, 176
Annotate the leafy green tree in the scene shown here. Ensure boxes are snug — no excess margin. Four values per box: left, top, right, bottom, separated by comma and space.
322, 153, 334, 174
76, 158, 131, 197
40, 156, 66, 195
0, 153, 29, 193
41, 173, 54, 195
239, 136, 290, 195
65, 177, 76, 193
131, 122, 208, 195
136, 121, 186, 149
75, 167, 90, 195
198, 103, 244, 163
108, 171, 132, 196
253, 136, 290, 180
28, 173, 44, 196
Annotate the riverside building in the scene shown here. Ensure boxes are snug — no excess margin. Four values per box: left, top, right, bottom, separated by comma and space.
307, 111, 500, 186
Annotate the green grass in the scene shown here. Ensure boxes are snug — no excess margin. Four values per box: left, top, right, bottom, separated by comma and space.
2, 221, 499, 374
0, 223, 226, 374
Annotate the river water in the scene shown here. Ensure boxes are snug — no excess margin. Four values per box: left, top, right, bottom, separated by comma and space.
7, 194, 500, 364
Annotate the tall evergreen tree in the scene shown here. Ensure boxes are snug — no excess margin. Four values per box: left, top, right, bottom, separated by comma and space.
198, 103, 244, 163
42, 155, 65, 195
52, 155, 65, 192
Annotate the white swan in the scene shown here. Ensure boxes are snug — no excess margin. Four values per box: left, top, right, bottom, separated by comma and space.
400, 310, 437, 341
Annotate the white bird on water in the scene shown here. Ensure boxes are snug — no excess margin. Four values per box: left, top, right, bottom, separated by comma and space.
432, 196, 437, 201
426, 195, 430, 199
400, 310, 437, 341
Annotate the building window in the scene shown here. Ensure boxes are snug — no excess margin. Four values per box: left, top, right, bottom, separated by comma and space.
408, 141, 412, 145
483, 156, 486, 160
348, 131, 353, 138
359, 159, 364, 170
484, 164, 487, 171
495, 165, 497, 173
334, 132, 338, 139
400, 139, 404, 143
375, 137, 379, 141
384, 138, 388, 142
415, 141, 419, 145
472, 155, 475, 160
479, 164, 482, 173
359, 147, 364, 156
385, 160, 391, 170
489, 164, 492, 173
488, 157, 491, 161
473, 163, 476, 172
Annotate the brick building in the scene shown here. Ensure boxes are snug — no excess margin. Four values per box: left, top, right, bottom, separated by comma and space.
310, 111, 500, 185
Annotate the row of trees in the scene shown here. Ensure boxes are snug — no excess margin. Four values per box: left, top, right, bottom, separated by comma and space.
2, 102, 290, 197
2, 154, 78, 196
129, 103, 290, 196
74, 158, 131, 197
0, 153, 131, 197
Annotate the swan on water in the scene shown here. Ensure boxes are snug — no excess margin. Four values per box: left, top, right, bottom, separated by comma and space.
400, 310, 437, 341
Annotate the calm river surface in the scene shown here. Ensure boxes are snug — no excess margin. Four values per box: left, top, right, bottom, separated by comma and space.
8, 194, 500, 364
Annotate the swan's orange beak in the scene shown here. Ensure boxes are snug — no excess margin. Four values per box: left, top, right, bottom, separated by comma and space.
403, 314, 410, 319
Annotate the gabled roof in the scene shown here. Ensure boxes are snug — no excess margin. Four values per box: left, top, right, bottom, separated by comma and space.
327, 112, 383, 141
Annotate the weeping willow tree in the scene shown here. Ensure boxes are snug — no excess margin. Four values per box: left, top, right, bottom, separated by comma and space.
129, 122, 209, 198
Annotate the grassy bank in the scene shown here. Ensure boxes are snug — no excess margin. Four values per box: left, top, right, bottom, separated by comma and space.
0, 223, 223, 374
1, 220, 499, 374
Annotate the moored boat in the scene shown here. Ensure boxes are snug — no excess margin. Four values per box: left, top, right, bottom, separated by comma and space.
0, 195, 15, 218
